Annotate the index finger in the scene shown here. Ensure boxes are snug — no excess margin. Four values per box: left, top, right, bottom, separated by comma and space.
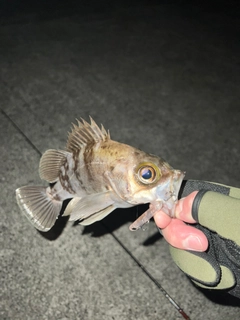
174, 191, 198, 223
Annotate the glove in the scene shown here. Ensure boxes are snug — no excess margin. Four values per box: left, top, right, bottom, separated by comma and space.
169, 180, 240, 298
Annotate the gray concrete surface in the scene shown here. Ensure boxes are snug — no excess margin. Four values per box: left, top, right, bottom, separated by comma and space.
1, 1, 240, 319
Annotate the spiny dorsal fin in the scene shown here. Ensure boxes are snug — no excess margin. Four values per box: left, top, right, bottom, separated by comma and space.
66, 117, 110, 153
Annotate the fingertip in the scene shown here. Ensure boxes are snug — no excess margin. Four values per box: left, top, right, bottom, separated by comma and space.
200, 234, 209, 251
183, 232, 209, 252
161, 220, 208, 252
153, 210, 172, 229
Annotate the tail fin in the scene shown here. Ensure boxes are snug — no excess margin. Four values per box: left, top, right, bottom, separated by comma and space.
16, 186, 62, 232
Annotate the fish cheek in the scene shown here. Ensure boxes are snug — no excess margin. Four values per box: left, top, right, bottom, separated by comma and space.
105, 163, 132, 201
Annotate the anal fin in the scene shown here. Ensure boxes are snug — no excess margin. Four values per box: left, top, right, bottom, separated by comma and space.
67, 191, 115, 223
16, 186, 62, 232
79, 205, 115, 225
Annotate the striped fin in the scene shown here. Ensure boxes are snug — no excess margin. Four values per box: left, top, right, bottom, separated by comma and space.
16, 186, 62, 232
39, 149, 69, 183
66, 117, 110, 153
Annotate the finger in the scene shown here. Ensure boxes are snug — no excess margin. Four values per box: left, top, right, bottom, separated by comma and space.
153, 191, 199, 228
175, 191, 198, 223
161, 219, 209, 251
153, 210, 172, 229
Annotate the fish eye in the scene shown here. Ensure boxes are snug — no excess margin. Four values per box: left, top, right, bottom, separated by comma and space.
138, 164, 159, 184
140, 167, 154, 180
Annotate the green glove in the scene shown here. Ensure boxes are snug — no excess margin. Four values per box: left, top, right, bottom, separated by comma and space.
170, 180, 240, 298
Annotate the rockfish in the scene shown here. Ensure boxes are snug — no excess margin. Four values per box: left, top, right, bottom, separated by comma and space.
16, 117, 185, 232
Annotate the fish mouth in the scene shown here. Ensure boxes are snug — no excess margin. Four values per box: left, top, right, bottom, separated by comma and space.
129, 169, 185, 231
157, 170, 185, 217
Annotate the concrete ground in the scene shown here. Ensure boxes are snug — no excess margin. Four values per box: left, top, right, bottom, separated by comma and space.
1, 1, 240, 319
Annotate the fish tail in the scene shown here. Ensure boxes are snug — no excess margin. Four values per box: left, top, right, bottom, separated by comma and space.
16, 186, 62, 232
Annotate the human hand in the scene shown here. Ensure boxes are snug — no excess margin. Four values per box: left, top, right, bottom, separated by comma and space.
154, 180, 240, 298
153, 191, 208, 252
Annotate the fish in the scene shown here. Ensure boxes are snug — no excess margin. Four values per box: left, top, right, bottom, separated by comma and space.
16, 117, 185, 232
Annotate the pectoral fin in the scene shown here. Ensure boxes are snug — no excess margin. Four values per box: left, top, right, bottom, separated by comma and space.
67, 191, 115, 224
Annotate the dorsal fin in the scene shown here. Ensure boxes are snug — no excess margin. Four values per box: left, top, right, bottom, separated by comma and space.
66, 117, 110, 153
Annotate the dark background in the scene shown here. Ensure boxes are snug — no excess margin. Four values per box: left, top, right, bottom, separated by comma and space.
1, 1, 240, 319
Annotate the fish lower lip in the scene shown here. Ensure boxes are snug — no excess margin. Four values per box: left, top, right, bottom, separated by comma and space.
154, 170, 185, 217
156, 170, 185, 202
162, 170, 185, 216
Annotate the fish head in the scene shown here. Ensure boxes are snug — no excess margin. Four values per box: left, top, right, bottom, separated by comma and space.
131, 154, 184, 208
121, 151, 185, 231
109, 148, 185, 215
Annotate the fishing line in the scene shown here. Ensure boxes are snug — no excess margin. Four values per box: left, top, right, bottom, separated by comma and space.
3, 109, 190, 319
101, 222, 190, 320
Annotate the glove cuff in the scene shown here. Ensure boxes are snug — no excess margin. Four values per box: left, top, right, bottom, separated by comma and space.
191, 189, 208, 222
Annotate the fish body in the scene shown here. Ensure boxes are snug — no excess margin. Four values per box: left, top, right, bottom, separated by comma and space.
16, 117, 185, 232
